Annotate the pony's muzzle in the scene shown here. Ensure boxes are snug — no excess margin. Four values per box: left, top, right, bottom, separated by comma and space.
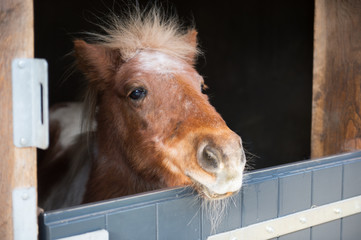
192, 134, 246, 199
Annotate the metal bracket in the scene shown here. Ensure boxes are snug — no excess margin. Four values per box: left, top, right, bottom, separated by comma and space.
12, 187, 37, 240
12, 58, 49, 149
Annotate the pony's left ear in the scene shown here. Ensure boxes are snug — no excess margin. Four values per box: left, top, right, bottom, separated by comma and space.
185, 29, 199, 65
73, 39, 122, 90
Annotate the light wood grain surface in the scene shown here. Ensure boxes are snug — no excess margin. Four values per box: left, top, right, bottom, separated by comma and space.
0, 0, 36, 238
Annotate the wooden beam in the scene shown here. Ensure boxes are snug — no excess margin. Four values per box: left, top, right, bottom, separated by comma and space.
0, 0, 36, 239
312, 0, 361, 158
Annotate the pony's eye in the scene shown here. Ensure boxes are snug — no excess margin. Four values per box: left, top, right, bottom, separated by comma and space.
129, 88, 147, 100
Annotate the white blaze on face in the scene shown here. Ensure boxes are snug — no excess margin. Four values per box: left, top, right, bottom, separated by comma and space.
135, 51, 187, 74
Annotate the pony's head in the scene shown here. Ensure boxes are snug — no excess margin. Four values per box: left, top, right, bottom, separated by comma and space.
74, 8, 246, 200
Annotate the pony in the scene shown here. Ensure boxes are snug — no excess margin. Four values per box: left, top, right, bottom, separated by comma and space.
38, 7, 246, 211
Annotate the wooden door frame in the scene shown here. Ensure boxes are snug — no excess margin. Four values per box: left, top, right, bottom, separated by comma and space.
312, 0, 361, 158
0, 0, 37, 239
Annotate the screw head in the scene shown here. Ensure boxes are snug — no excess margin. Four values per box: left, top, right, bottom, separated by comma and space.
334, 208, 342, 214
299, 217, 307, 224
17, 60, 26, 69
21, 192, 29, 200
266, 226, 274, 233
20, 138, 27, 146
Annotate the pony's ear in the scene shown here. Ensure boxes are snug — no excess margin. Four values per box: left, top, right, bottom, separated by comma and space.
73, 39, 122, 90
185, 29, 198, 65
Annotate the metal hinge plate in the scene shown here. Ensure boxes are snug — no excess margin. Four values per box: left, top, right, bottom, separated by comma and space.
12, 58, 49, 149
12, 187, 37, 240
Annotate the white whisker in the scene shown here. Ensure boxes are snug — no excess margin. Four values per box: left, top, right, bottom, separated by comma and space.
202, 198, 230, 234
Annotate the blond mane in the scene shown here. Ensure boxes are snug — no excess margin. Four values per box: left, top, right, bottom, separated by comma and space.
89, 6, 201, 62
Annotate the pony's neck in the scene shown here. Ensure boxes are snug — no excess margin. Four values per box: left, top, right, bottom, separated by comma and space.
82, 131, 164, 203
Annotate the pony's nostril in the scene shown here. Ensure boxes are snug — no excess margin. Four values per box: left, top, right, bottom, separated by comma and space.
203, 146, 219, 168
199, 145, 220, 171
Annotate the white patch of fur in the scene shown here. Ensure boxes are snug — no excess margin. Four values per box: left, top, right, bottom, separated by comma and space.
213, 170, 244, 194
187, 167, 244, 195
50, 103, 96, 149
136, 51, 186, 74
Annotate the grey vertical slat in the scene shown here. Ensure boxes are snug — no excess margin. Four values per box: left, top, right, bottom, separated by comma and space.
343, 161, 361, 198
157, 197, 201, 240
202, 192, 242, 240
48, 215, 105, 239
107, 205, 156, 240
241, 178, 278, 226
278, 172, 312, 240
341, 161, 361, 240
341, 214, 361, 240
311, 165, 343, 240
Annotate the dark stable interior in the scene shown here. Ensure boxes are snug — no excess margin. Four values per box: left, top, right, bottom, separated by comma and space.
34, 0, 314, 170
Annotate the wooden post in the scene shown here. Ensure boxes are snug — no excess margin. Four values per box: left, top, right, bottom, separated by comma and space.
0, 0, 36, 239
312, 0, 361, 158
